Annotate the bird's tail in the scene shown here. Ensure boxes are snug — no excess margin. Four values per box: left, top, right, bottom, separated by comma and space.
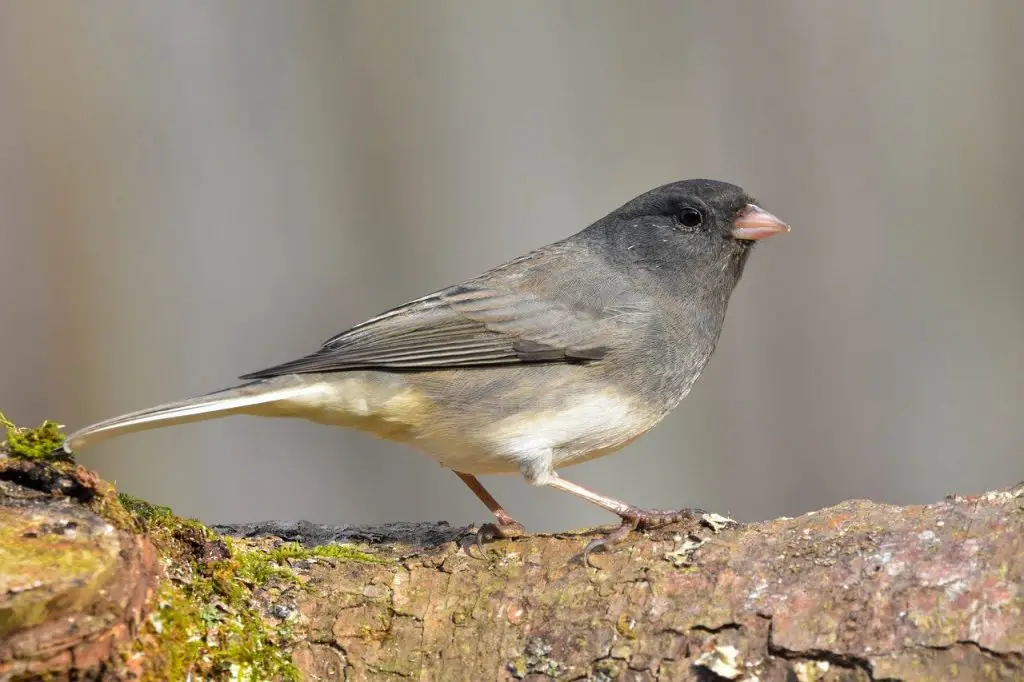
62, 379, 318, 453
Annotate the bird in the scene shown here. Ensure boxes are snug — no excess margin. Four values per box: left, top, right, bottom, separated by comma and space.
63, 178, 789, 564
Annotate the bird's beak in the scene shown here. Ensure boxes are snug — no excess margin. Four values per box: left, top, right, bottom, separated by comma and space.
731, 204, 790, 240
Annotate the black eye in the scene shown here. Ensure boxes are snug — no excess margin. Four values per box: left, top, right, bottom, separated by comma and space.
679, 208, 703, 228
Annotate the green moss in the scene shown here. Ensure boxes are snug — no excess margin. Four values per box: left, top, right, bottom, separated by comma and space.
1, 413, 383, 679
145, 570, 300, 682
90, 487, 138, 532
1, 414, 140, 532
232, 539, 304, 588
0, 412, 67, 460
231, 539, 390, 593
116, 492, 387, 679
121, 498, 301, 681
275, 540, 390, 564
117, 493, 174, 523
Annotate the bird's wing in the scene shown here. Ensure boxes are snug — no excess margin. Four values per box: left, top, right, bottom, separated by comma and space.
238, 284, 610, 379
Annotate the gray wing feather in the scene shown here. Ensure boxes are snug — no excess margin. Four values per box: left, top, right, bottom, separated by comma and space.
238, 284, 609, 380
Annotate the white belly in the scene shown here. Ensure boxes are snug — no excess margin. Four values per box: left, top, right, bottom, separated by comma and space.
259, 373, 659, 478
414, 389, 655, 476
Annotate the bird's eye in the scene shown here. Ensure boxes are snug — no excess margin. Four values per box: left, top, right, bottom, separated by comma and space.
679, 208, 704, 228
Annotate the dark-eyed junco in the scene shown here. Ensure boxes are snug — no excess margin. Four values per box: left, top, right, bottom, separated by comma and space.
64, 179, 788, 563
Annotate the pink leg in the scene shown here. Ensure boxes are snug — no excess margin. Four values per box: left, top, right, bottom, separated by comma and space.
454, 472, 526, 556
544, 474, 705, 566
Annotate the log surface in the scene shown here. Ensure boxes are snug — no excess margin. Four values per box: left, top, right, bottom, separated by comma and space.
1, 453, 1022, 681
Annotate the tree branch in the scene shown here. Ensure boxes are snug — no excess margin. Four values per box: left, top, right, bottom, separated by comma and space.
1, 442, 1021, 681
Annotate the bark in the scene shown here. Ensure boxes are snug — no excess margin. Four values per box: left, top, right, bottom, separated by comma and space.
1, 454, 1022, 682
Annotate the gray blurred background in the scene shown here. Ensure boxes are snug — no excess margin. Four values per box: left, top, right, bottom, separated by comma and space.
1, 1, 1021, 531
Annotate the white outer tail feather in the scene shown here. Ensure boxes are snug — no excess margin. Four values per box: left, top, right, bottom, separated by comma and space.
63, 381, 316, 452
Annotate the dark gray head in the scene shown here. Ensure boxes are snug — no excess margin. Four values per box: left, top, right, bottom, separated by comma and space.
585, 179, 789, 289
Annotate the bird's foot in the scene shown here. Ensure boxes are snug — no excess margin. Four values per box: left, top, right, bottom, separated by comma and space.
581, 505, 706, 568
474, 518, 526, 559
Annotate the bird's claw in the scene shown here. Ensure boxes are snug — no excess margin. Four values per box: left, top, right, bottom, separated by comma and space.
580, 519, 636, 567
580, 506, 706, 568
472, 520, 526, 559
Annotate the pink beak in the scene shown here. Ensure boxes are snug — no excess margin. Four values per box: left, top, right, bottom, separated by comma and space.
731, 204, 790, 240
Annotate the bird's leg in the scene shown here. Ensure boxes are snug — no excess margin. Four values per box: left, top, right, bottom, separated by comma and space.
455, 471, 524, 532
454, 472, 526, 557
541, 474, 705, 567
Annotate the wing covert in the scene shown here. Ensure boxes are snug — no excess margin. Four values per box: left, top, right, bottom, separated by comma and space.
239, 284, 609, 380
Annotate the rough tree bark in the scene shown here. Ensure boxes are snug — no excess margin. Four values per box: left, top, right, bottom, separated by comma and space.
1, 440, 1022, 681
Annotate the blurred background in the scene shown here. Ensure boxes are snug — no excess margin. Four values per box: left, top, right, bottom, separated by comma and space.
1, 2, 1021, 531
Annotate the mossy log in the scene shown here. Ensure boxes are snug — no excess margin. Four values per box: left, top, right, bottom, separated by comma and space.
1, 430, 1023, 681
